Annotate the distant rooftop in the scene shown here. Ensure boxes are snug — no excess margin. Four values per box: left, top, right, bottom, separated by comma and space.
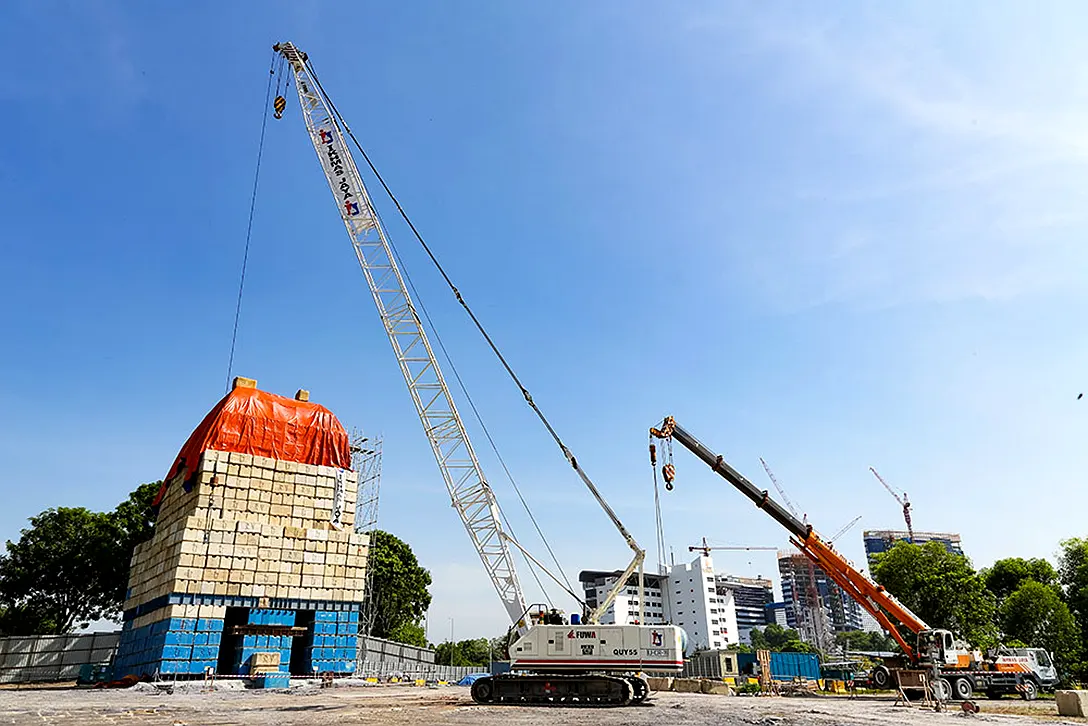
578, 570, 667, 588
863, 530, 961, 542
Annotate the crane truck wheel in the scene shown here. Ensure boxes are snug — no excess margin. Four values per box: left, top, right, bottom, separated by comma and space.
932, 678, 952, 702
870, 666, 891, 689
952, 677, 973, 700
1021, 679, 1038, 701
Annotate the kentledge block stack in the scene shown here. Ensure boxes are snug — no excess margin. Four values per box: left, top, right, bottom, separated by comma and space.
113, 378, 368, 679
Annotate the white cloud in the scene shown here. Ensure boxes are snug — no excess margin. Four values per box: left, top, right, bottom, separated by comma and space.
691, 7, 1088, 309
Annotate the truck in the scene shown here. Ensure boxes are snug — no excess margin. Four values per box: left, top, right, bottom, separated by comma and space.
649, 416, 1057, 701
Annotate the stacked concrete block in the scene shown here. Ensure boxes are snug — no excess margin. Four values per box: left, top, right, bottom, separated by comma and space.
114, 604, 224, 677
233, 609, 295, 675
123, 451, 369, 615
116, 386, 370, 679
309, 610, 358, 673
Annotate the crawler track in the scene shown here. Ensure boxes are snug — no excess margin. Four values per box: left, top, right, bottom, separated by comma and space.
470, 673, 651, 706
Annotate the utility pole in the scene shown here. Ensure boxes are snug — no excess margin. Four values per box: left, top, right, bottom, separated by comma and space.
449, 617, 456, 667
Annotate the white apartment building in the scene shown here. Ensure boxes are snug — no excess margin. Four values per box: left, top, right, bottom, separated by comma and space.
579, 571, 669, 625
580, 553, 737, 651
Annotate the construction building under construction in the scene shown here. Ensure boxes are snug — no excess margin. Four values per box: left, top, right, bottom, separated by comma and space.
777, 552, 863, 648
113, 378, 370, 681
863, 530, 964, 567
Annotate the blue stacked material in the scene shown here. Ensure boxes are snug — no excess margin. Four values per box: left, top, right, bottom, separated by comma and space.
736, 652, 821, 681
114, 615, 223, 677
253, 672, 292, 689
235, 609, 296, 674
308, 609, 358, 673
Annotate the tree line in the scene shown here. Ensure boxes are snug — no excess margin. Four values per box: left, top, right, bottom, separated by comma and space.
726, 540, 1087, 686
869, 539, 1085, 683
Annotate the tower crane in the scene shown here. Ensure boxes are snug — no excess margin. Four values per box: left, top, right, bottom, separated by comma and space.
760, 457, 804, 523
272, 41, 682, 706
757, 458, 828, 651
828, 515, 862, 544
688, 537, 775, 557
650, 417, 1057, 701
870, 467, 913, 543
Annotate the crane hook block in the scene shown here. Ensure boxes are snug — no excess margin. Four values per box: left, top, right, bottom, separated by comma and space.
273, 95, 287, 119
662, 463, 675, 485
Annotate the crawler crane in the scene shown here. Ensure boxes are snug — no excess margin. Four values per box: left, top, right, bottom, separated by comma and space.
271, 41, 683, 705
649, 417, 1057, 701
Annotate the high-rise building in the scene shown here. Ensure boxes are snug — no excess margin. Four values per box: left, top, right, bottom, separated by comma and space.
669, 555, 736, 651
863, 530, 963, 567
715, 575, 773, 645
765, 602, 791, 628
580, 553, 737, 651
777, 552, 863, 649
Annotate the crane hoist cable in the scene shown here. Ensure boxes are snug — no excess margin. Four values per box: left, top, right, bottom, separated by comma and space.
296, 61, 575, 601
367, 197, 571, 604
302, 62, 641, 580
225, 51, 277, 392
648, 440, 667, 574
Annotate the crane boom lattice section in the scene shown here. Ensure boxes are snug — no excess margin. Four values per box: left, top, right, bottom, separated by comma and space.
276, 42, 526, 628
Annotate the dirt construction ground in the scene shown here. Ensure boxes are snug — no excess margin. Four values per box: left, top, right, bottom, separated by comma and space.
0, 684, 1082, 726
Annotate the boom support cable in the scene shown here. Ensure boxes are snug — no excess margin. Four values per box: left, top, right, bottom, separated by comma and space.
303, 62, 640, 567
303, 62, 574, 600
225, 53, 276, 392
381, 221, 565, 603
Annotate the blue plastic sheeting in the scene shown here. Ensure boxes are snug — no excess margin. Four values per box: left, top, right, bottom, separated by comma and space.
457, 673, 491, 686
736, 652, 820, 681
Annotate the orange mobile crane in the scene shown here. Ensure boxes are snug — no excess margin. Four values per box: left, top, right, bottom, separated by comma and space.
649, 417, 1057, 701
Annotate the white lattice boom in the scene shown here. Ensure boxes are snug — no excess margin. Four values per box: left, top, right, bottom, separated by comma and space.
276, 42, 527, 629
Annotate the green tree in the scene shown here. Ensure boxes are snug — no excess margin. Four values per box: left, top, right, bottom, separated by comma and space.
0, 508, 120, 634
749, 624, 814, 653
0, 482, 161, 634
435, 637, 491, 667
983, 557, 1058, 602
386, 621, 427, 648
998, 580, 1080, 679
1057, 539, 1088, 682
103, 482, 160, 608
871, 540, 997, 648
367, 530, 432, 644
834, 630, 900, 653
489, 635, 510, 662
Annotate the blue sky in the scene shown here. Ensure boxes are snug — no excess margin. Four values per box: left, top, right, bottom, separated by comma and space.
2, 2, 1087, 641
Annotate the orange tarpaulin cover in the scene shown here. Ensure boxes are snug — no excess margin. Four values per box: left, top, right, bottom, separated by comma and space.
153, 386, 351, 506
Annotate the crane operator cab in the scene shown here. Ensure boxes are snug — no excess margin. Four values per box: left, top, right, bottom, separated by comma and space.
917, 629, 977, 669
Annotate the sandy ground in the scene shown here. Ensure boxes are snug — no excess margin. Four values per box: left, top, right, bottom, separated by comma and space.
0, 683, 1080, 726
